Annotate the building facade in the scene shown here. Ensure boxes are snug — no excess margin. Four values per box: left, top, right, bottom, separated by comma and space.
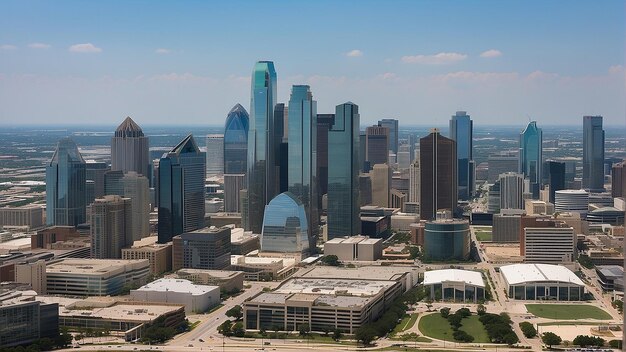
582, 115, 605, 192
519, 121, 543, 198
223, 104, 250, 212
499, 172, 525, 210
206, 134, 224, 177
449, 111, 474, 201
90, 195, 132, 259
365, 124, 389, 166
261, 192, 308, 253
423, 219, 470, 261
377, 118, 399, 154
111, 117, 150, 177
172, 227, 231, 270
46, 138, 87, 226
420, 129, 457, 220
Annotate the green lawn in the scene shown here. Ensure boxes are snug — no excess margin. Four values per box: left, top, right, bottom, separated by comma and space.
418, 313, 490, 343
525, 304, 612, 320
474, 230, 492, 241
391, 314, 419, 335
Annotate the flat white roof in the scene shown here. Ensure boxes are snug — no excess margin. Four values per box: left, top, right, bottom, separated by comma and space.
134, 278, 219, 296
500, 263, 584, 286
423, 269, 485, 288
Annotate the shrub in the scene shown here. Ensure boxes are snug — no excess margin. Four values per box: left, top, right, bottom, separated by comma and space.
519, 321, 537, 338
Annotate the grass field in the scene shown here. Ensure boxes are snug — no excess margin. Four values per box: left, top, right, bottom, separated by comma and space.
474, 229, 492, 241
525, 304, 612, 320
391, 314, 419, 335
418, 313, 490, 343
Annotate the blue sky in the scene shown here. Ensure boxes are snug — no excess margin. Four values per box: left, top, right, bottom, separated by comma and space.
0, 0, 624, 126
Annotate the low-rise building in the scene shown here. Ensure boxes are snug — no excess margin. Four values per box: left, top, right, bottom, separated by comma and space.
172, 226, 231, 271
423, 269, 485, 302
122, 236, 172, 275
176, 269, 244, 293
595, 265, 624, 292
0, 290, 59, 347
0, 205, 44, 230
229, 226, 260, 255
323, 236, 382, 261
31, 226, 81, 249
230, 255, 297, 281
500, 263, 585, 300
131, 278, 220, 313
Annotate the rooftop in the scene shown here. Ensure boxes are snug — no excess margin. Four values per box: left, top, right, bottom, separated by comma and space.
298, 265, 418, 282
46, 258, 148, 275
133, 278, 218, 296
276, 278, 395, 296
596, 265, 624, 278
500, 263, 584, 286
423, 269, 485, 288
177, 268, 243, 279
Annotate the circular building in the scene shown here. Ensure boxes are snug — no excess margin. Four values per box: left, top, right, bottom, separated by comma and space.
555, 189, 589, 217
423, 219, 470, 261
261, 192, 309, 254
586, 207, 625, 226
500, 263, 585, 301
423, 269, 485, 302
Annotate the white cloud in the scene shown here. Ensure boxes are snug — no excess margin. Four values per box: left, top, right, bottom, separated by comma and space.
401, 52, 467, 64
480, 49, 502, 58
1, 44, 17, 50
377, 72, 398, 80
155, 48, 170, 54
345, 49, 363, 57
28, 43, 51, 49
69, 43, 102, 53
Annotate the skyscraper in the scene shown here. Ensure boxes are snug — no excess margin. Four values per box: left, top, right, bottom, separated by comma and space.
583, 115, 605, 192
409, 158, 420, 203
206, 134, 224, 177
498, 172, 525, 210
261, 192, 309, 253
543, 161, 565, 203
158, 134, 206, 243
316, 113, 335, 205
85, 161, 108, 205
121, 171, 150, 241
327, 102, 360, 239
366, 124, 390, 166
46, 138, 86, 226
449, 111, 474, 200
246, 61, 278, 234
274, 103, 289, 194
420, 129, 457, 220
519, 121, 543, 198
111, 117, 149, 177
371, 164, 391, 207
612, 160, 626, 198
90, 195, 132, 259
378, 118, 399, 154
223, 104, 249, 213
287, 85, 318, 240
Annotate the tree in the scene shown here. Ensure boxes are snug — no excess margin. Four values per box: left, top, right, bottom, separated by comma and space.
440, 307, 451, 318
232, 322, 245, 337
573, 335, 605, 347
55, 328, 73, 348
320, 326, 332, 336
476, 304, 486, 316
355, 325, 377, 346
218, 320, 233, 336
519, 322, 537, 338
321, 255, 340, 266
455, 307, 471, 318
259, 328, 267, 337
542, 332, 562, 349
332, 329, 343, 341
225, 305, 243, 320
298, 323, 310, 336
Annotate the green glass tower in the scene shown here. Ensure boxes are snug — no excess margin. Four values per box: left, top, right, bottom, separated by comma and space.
46, 138, 86, 226
519, 121, 543, 198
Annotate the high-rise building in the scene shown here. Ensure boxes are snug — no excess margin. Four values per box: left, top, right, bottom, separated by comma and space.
359, 131, 368, 172
90, 195, 132, 259
366, 124, 390, 166
409, 159, 420, 203
524, 226, 576, 264
261, 192, 309, 253
327, 103, 360, 239
274, 103, 288, 194
378, 118, 399, 154
158, 135, 206, 243
423, 218, 470, 261
85, 161, 109, 205
396, 144, 411, 170
206, 134, 224, 177
46, 138, 86, 226
499, 172, 525, 210
223, 104, 250, 212
519, 121, 543, 198
420, 129, 457, 220
583, 115, 605, 192
247, 61, 278, 234
487, 152, 519, 183
287, 85, 318, 240
111, 117, 149, 177
449, 111, 474, 200
543, 161, 566, 203
172, 227, 231, 270
612, 160, 626, 198
224, 174, 246, 212
316, 113, 335, 205
487, 180, 501, 214
371, 164, 391, 207
104, 170, 150, 240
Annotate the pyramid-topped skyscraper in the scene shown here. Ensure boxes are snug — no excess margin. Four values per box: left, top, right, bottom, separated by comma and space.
111, 116, 149, 177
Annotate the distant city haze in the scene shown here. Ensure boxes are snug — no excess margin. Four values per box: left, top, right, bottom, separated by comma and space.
0, 1, 624, 126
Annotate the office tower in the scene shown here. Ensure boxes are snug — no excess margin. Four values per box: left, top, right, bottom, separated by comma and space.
449, 111, 474, 200
206, 134, 224, 177
420, 129, 457, 220
247, 61, 278, 234
519, 121, 543, 198
397, 144, 411, 170
327, 102, 360, 239
287, 85, 318, 241
158, 134, 206, 243
378, 118, 399, 154
223, 104, 250, 212
423, 219, 470, 261
555, 189, 589, 217
121, 172, 150, 240
487, 152, 519, 183
316, 113, 335, 205
46, 138, 86, 226
543, 161, 565, 203
85, 161, 108, 205
409, 159, 420, 203
366, 124, 390, 166
493, 212, 522, 242
524, 226, 576, 264
111, 117, 149, 177
104, 170, 125, 196
359, 131, 368, 172
371, 164, 391, 207
359, 174, 372, 206
261, 192, 309, 253
172, 227, 231, 270
274, 103, 289, 193
583, 115, 605, 192
612, 160, 626, 198
487, 181, 501, 213
391, 189, 406, 209
498, 172, 525, 210
90, 195, 132, 258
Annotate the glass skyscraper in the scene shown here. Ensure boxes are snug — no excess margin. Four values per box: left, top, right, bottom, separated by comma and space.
158, 134, 206, 243
247, 61, 278, 234
378, 118, 399, 154
583, 115, 605, 192
449, 111, 474, 201
327, 102, 360, 239
261, 192, 309, 253
46, 137, 86, 226
287, 85, 318, 240
420, 129, 457, 220
519, 121, 543, 198
224, 103, 249, 174
206, 134, 224, 177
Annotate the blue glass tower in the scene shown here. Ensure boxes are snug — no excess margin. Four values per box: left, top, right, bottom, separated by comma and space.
519, 121, 543, 198
158, 134, 206, 243
583, 115, 605, 192
287, 85, 318, 240
224, 104, 249, 174
46, 138, 86, 226
378, 118, 399, 154
449, 111, 474, 200
261, 192, 309, 253
247, 61, 278, 234
327, 102, 361, 239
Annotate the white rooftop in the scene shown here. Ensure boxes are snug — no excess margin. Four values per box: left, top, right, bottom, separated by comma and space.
423, 269, 485, 288
500, 263, 584, 286
134, 278, 219, 296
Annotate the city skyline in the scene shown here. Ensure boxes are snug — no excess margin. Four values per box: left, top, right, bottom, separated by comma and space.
0, 1, 624, 126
